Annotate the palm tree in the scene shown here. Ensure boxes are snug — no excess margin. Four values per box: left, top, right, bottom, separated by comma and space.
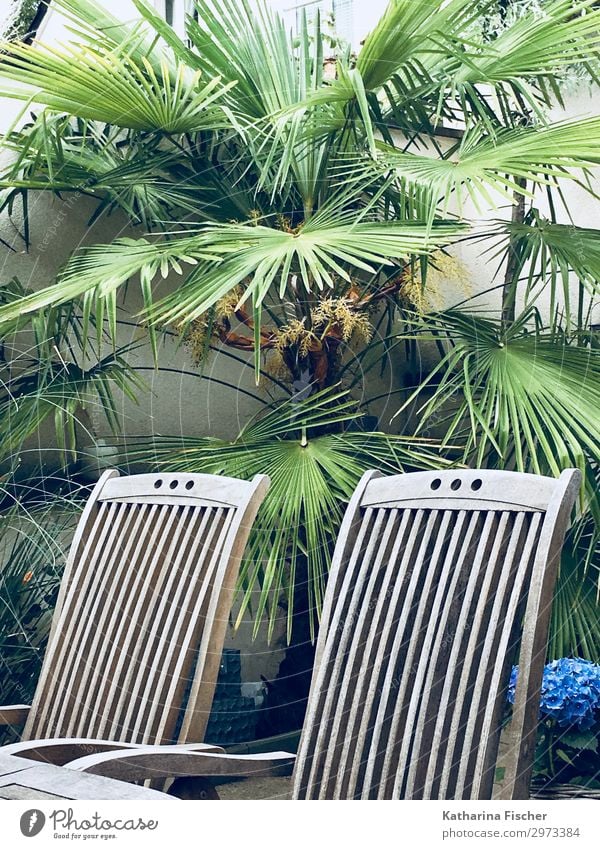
0, 0, 599, 667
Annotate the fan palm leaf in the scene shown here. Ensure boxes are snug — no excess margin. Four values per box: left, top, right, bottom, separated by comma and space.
370, 117, 600, 214
296, 0, 600, 133
46, 0, 196, 69
483, 213, 600, 324
400, 309, 600, 513
0, 39, 233, 133
451, 0, 600, 87
549, 510, 600, 662
0, 214, 466, 340
148, 215, 468, 326
0, 354, 145, 463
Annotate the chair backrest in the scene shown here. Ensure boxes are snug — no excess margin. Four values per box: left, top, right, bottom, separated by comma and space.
292, 468, 580, 800
23, 470, 269, 746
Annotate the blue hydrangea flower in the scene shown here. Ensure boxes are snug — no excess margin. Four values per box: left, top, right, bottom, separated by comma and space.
508, 658, 600, 730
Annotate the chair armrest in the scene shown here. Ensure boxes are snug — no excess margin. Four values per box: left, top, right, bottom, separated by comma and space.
0, 705, 30, 727
2, 738, 224, 765
65, 748, 296, 783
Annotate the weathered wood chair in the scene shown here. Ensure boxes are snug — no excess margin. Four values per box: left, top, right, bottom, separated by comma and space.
0, 469, 291, 792
292, 468, 581, 799
19, 468, 579, 800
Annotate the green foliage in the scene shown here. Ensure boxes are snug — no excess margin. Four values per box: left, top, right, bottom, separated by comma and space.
550, 513, 600, 663
400, 310, 600, 513
0, 489, 81, 715
0, 279, 145, 468
372, 118, 600, 213
0, 39, 233, 132
533, 720, 600, 788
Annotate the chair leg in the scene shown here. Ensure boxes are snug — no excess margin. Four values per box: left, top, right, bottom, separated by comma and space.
168, 776, 220, 800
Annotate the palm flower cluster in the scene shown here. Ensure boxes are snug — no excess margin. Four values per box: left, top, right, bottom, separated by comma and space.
509, 658, 600, 730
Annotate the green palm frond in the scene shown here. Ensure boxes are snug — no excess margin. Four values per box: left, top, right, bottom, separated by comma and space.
47, 0, 196, 69
0, 353, 145, 464
0, 214, 466, 339
371, 118, 600, 213
149, 214, 468, 326
0, 39, 232, 133
356, 0, 477, 91
550, 510, 600, 662
122, 388, 448, 639
1, 138, 220, 228
0, 110, 256, 230
186, 0, 323, 118
499, 216, 600, 289
0, 277, 85, 353
186, 0, 332, 214
0, 237, 219, 346
297, 0, 600, 133
484, 213, 600, 321
400, 309, 600, 512
451, 0, 600, 88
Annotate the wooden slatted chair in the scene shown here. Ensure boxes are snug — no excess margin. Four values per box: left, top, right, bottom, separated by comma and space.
26, 468, 579, 799
292, 468, 581, 800
0, 469, 290, 790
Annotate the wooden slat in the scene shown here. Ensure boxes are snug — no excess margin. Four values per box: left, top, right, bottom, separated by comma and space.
374, 510, 489, 799
388, 509, 480, 800
0, 705, 30, 727
2, 738, 224, 764
362, 470, 560, 512
411, 512, 514, 799
108, 505, 216, 742
67, 748, 295, 782
129, 504, 214, 737
347, 510, 469, 800
499, 469, 581, 799
317, 507, 397, 797
465, 513, 543, 798
99, 472, 257, 507
130, 508, 232, 743
379, 509, 460, 799
56, 503, 166, 739
0, 763, 174, 799
292, 499, 376, 795
87, 505, 209, 741
303, 507, 380, 796
330, 507, 402, 799
27, 500, 121, 739
67, 501, 152, 738
70, 503, 163, 738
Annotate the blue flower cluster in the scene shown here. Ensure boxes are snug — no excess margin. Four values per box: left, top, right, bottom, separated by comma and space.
508, 658, 600, 730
